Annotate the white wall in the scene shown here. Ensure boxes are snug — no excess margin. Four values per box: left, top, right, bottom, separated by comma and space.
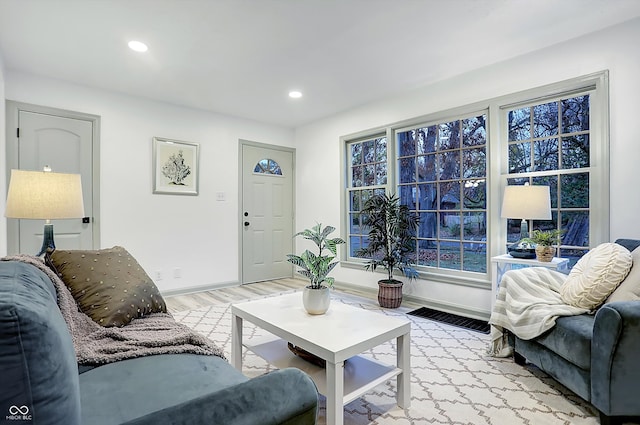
4, 73, 294, 292
295, 18, 640, 316
3, 19, 638, 314
0, 52, 5, 256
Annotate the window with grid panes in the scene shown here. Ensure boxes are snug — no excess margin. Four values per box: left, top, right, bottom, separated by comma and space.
396, 113, 488, 273
347, 136, 387, 257
343, 73, 607, 284
505, 94, 591, 267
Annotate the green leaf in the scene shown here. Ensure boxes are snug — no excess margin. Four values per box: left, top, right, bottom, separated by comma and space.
356, 192, 418, 281
287, 223, 344, 288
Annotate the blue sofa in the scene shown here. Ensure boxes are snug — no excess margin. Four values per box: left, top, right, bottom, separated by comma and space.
512, 239, 640, 425
0, 261, 318, 425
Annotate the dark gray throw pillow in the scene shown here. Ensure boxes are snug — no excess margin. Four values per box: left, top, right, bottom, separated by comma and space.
51, 246, 167, 327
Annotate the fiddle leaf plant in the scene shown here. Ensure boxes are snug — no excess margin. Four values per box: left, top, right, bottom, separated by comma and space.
356, 193, 419, 282
286, 223, 345, 289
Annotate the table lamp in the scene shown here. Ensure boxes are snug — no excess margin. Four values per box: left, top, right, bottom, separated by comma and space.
5, 167, 85, 260
500, 183, 551, 259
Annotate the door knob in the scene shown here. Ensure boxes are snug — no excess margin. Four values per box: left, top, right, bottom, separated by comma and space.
244, 221, 250, 226
82, 217, 91, 223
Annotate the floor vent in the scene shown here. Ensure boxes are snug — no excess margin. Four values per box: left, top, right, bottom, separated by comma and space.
408, 307, 490, 334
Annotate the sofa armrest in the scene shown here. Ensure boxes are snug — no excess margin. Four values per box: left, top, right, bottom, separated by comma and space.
591, 301, 640, 416
123, 367, 318, 425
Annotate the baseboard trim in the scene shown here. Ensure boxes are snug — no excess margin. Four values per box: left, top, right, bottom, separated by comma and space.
335, 279, 490, 321
162, 277, 491, 321
161, 280, 240, 297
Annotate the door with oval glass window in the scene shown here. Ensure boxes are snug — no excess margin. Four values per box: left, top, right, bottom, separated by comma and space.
240, 142, 294, 283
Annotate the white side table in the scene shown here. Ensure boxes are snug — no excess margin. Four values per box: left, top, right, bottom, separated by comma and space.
490, 254, 570, 311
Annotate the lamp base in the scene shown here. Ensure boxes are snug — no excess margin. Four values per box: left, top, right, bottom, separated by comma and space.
37, 223, 58, 273
507, 240, 536, 259
37, 222, 56, 257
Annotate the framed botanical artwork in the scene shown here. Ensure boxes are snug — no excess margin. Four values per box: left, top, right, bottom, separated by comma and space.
152, 137, 199, 195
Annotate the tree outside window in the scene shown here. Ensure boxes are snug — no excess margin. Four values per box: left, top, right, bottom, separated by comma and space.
344, 75, 606, 282
506, 94, 590, 266
396, 114, 488, 273
347, 136, 387, 257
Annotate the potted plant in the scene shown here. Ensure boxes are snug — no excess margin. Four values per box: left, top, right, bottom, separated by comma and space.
287, 223, 345, 315
356, 193, 419, 308
527, 229, 564, 262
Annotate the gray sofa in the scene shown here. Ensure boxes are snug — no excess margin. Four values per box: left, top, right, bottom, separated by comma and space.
512, 239, 640, 425
0, 261, 318, 425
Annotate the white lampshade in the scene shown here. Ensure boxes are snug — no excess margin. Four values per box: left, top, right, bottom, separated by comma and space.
501, 184, 551, 220
5, 169, 85, 220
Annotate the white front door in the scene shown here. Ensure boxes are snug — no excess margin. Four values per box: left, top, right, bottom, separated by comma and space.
241, 142, 294, 283
6, 104, 98, 255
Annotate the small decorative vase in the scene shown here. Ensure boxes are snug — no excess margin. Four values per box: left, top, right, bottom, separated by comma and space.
535, 245, 555, 262
378, 279, 403, 308
302, 285, 330, 315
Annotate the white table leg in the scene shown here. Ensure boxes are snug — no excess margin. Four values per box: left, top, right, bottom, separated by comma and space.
231, 313, 243, 370
326, 360, 344, 425
491, 261, 499, 312
397, 331, 411, 408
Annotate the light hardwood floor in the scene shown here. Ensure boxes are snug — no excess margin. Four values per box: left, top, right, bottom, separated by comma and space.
163, 278, 418, 313
164, 278, 305, 312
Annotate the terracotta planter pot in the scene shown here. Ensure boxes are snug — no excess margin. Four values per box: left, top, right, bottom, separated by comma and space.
302, 285, 330, 315
378, 279, 403, 308
535, 245, 555, 262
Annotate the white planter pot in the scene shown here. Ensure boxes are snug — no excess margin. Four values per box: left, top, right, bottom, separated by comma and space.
302, 285, 330, 315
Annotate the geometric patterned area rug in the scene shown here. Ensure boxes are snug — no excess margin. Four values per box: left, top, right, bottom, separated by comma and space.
174, 290, 604, 425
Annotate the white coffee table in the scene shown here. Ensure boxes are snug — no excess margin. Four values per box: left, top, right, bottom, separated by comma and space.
231, 292, 411, 425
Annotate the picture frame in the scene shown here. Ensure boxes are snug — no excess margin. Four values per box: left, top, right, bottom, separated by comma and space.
152, 137, 199, 195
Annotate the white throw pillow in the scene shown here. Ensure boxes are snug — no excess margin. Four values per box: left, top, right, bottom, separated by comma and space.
560, 242, 632, 310
606, 246, 640, 303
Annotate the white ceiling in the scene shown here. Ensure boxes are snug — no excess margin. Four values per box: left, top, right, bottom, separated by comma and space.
0, 0, 639, 128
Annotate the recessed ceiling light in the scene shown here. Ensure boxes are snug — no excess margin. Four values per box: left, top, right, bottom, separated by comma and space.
128, 40, 148, 52
288, 91, 303, 99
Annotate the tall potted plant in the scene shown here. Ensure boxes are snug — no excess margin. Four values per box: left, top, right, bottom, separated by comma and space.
356, 193, 419, 308
287, 223, 345, 314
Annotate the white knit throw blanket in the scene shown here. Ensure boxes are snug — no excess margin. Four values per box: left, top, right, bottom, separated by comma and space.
3, 255, 226, 365
487, 267, 588, 357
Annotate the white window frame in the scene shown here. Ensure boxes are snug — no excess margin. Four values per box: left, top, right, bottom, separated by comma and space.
493, 71, 610, 262
341, 71, 609, 289
344, 132, 389, 259
393, 110, 489, 276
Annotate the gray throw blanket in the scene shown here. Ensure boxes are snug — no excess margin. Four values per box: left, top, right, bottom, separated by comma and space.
3, 255, 226, 365
487, 267, 588, 357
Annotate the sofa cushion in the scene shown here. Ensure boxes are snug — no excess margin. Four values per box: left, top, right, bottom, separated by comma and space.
560, 242, 632, 310
514, 335, 591, 400
79, 354, 248, 425
0, 261, 81, 425
606, 246, 640, 303
614, 238, 640, 252
532, 314, 595, 370
50, 246, 167, 327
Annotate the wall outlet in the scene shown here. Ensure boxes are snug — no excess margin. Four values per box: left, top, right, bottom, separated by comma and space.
173, 268, 182, 278
154, 270, 162, 281
216, 192, 226, 201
